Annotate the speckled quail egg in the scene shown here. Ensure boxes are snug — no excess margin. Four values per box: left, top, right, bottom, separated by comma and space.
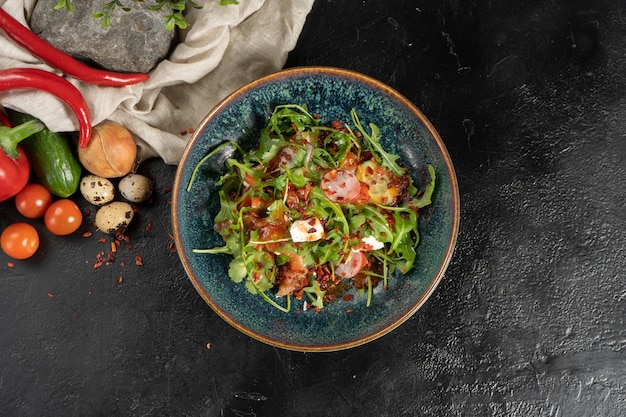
80, 175, 115, 206
118, 174, 152, 203
95, 201, 134, 234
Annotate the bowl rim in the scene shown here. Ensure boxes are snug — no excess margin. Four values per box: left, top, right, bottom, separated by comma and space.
172, 66, 460, 352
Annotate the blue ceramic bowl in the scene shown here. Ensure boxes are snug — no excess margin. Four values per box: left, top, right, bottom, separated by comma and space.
172, 67, 459, 352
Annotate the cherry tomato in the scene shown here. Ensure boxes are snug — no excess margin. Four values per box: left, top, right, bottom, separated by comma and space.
44, 199, 83, 236
15, 183, 52, 218
1, 222, 39, 259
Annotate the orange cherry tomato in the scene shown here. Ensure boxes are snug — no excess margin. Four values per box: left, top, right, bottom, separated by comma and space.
44, 199, 83, 235
15, 183, 53, 218
1, 222, 39, 259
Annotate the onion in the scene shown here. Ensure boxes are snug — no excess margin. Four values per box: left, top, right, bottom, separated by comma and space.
78, 121, 137, 178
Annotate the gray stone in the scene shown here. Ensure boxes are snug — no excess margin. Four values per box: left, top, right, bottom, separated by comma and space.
30, 0, 177, 73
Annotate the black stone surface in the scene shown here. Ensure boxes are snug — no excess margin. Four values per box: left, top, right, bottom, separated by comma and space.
1, 1, 625, 416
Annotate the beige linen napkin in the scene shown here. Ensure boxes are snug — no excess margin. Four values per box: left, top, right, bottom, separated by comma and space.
0, 0, 314, 164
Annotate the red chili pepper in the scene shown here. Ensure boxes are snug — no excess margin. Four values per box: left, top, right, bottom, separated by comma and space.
0, 110, 45, 202
0, 7, 149, 87
0, 68, 92, 148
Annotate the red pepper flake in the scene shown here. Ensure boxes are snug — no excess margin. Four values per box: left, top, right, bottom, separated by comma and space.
7, 262, 14, 268
73, 313, 80, 318
111, 241, 117, 253
342, 294, 354, 301
47, 293, 54, 298
164, 186, 172, 194
120, 261, 125, 267
188, 127, 195, 134
98, 237, 107, 243
134, 255, 144, 266
82, 231, 93, 238
205, 342, 211, 350
346, 309, 354, 313
180, 129, 188, 135
118, 276, 123, 284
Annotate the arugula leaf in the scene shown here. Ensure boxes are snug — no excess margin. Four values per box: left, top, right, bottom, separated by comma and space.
359, 206, 394, 244
304, 279, 325, 310
308, 187, 350, 235
350, 109, 404, 176
415, 164, 436, 208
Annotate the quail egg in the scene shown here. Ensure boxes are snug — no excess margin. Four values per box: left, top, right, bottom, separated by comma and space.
95, 202, 134, 234
80, 175, 115, 206
119, 174, 152, 203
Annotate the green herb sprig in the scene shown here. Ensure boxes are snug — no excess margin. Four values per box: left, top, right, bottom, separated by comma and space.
54, 0, 238, 30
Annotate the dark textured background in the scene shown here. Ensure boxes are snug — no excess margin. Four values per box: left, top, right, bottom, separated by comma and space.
1, 1, 625, 416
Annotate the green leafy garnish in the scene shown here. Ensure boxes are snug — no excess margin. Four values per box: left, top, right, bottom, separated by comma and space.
350, 109, 404, 176
54, 0, 231, 30
189, 105, 436, 312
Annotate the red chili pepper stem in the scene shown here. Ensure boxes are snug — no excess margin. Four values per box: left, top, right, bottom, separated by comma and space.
0, 68, 93, 148
0, 7, 149, 87
0, 119, 45, 158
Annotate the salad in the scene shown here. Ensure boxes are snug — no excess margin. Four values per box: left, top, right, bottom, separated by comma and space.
188, 104, 435, 312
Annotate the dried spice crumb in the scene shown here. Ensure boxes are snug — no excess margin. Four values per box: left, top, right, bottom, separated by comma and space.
7, 262, 14, 268
111, 242, 117, 253
206, 342, 211, 350
82, 231, 93, 238
168, 233, 177, 253
98, 237, 107, 243
135, 255, 144, 266
118, 276, 124, 284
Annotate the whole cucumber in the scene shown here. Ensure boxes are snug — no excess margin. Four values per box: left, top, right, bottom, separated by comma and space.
7, 110, 82, 198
